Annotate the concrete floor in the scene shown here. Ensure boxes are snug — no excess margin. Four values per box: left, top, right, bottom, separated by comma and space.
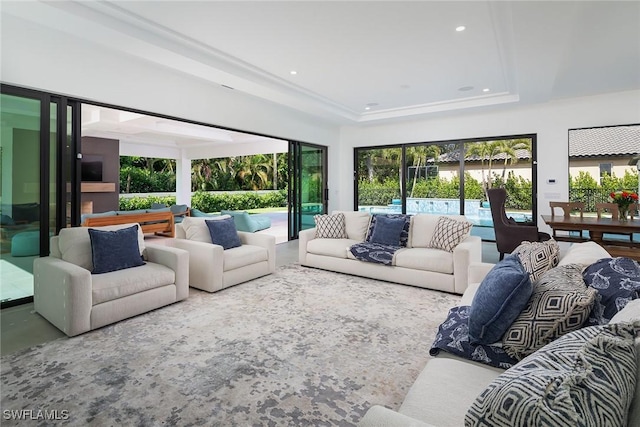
1, 240, 501, 356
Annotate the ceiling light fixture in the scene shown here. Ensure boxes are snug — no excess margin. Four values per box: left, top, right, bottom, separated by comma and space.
290, 70, 297, 75
365, 107, 371, 111
483, 88, 490, 92
456, 26, 466, 32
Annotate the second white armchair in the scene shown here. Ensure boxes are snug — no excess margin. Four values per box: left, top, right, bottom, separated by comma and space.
171, 216, 276, 292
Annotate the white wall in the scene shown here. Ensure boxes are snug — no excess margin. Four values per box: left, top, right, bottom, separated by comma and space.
338, 90, 640, 230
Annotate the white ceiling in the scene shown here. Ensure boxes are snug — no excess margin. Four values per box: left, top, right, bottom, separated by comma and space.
3, 1, 640, 131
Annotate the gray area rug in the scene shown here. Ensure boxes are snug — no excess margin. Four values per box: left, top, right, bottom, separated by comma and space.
1, 264, 460, 426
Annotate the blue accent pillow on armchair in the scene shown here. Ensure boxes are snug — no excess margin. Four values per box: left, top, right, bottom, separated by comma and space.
206, 217, 242, 250
468, 255, 532, 344
88, 225, 145, 274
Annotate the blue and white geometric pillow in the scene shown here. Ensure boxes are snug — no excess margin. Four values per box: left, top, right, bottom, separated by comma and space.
466, 322, 637, 427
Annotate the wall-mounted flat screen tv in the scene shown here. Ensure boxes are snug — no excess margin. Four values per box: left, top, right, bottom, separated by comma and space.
81, 154, 103, 182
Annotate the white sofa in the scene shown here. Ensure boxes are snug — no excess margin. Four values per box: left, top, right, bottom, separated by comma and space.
171, 216, 276, 293
34, 224, 189, 337
358, 242, 640, 427
299, 211, 482, 295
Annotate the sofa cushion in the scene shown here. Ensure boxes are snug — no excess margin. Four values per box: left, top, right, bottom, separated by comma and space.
307, 238, 361, 259
557, 241, 610, 267
394, 248, 454, 274
314, 213, 347, 239
466, 322, 637, 427
80, 210, 117, 224
428, 216, 472, 252
333, 211, 371, 241
223, 244, 269, 271
181, 215, 230, 243
399, 355, 503, 427
502, 264, 597, 359
117, 209, 148, 215
368, 215, 407, 246
583, 257, 640, 325
57, 224, 145, 271
206, 217, 242, 250
512, 240, 560, 282
468, 255, 532, 345
91, 262, 176, 305
89, 225, 145, 274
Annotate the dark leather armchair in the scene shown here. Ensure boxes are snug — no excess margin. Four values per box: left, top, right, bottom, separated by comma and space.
487, 188, 550, 260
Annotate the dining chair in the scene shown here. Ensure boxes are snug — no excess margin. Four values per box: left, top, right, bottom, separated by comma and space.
548, 201, 586, 241
596, 202, 634, 242
595, 202, 619, 219
549, 201, 585, 218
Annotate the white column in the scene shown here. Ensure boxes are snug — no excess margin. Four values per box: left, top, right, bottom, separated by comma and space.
175, 152, 192, 206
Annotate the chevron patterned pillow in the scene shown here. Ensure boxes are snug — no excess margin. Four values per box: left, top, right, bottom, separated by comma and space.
512, 240, 560, 282
466, 322, 637, 427
314, 213, 348, 239
428, 216, 472, 252
502, 264, 597, 360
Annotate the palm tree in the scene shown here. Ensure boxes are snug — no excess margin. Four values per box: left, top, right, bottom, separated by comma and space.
497, 139, 531, 180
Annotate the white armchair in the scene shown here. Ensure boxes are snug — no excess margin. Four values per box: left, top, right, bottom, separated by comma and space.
34, 224, 189, 337
171, 217, 276, 292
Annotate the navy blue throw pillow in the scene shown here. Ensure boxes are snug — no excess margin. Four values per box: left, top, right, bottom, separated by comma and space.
88, 225, 145, 274
468, 255, 533, 345
583, 257, 640, 324
205, 217, 242, 250
369, 215, 406, 246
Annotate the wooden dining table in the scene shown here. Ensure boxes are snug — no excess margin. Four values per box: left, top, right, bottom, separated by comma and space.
541, 215, 640, 260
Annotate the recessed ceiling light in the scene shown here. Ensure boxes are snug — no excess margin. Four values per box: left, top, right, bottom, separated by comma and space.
365, 107, 371, 111
290, 70, 297, 75
456, 26, 466, 32
458, 86, 474, 92
483, 88, 490, 92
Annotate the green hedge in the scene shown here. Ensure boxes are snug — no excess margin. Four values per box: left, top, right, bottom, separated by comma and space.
119, 190, 287, 212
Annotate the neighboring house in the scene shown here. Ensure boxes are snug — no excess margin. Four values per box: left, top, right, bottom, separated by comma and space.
569, 125, 640, 183
425, 148, 533, 183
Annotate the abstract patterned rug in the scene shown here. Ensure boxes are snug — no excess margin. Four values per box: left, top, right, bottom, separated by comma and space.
1, 264, 460, 426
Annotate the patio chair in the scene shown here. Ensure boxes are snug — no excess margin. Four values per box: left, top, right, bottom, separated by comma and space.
487, 188, 551, 260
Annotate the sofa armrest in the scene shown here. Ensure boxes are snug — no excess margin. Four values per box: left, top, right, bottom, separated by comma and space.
358, 405, 436, 427
239, 231, 276, 273
170, 239, 224, 292
452, 235, 482, 295
468, 262, 496, 284
298, 227, 317, 265
33, 257, 92, 336
145, 244, 190, 301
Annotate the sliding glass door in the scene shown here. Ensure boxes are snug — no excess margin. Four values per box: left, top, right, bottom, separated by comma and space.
354, 135, 537, 242
288, 141, 327, 240
1, 85, 79, 306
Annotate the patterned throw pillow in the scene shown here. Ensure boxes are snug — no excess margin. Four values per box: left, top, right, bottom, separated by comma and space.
512, 240, 560, 282
428, 216, 472, 252
314, 213, 348, 239
583, 257, 640, 325
502, 264, 597, 360
466, 322, 637, 427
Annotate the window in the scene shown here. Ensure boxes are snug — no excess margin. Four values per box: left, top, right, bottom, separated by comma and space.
354, 135, 537, 242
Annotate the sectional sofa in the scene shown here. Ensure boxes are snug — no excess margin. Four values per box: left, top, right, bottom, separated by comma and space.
358, 242, 640, 427
299, 211, 482, 294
